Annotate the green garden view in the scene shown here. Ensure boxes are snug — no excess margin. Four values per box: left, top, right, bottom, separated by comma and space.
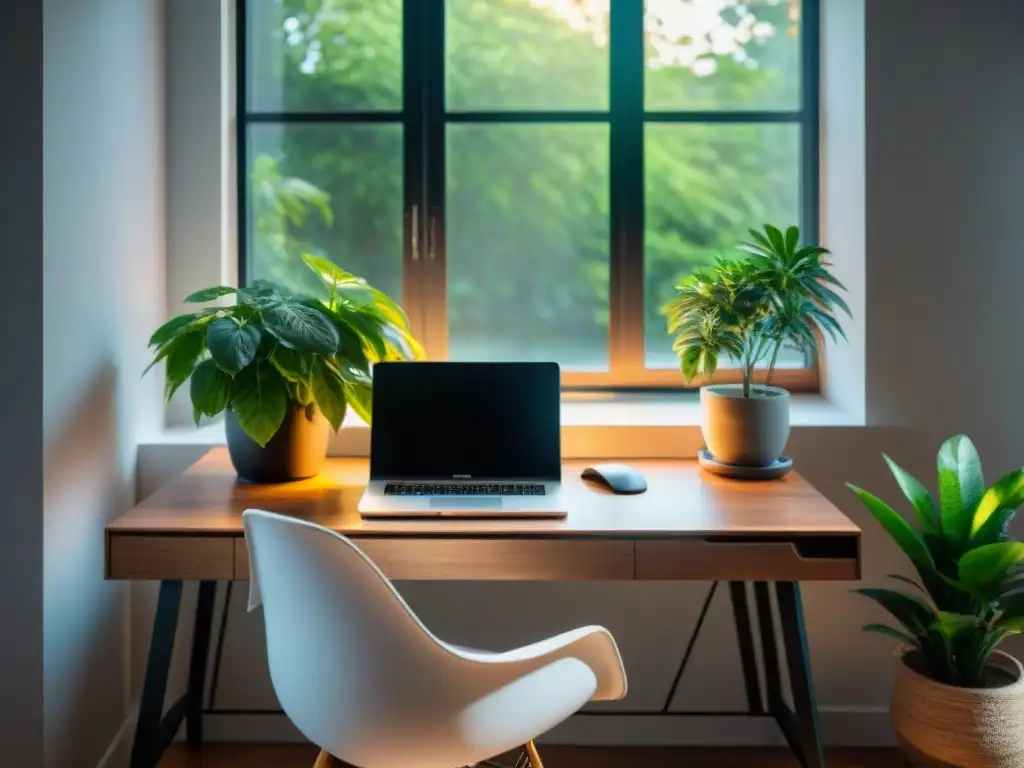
245, 0, 805, 370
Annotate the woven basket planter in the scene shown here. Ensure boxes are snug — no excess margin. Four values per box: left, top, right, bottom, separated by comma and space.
892, 647, 1024, 767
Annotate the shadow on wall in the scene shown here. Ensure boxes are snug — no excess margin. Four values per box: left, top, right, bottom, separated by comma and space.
44, 363, 130, 768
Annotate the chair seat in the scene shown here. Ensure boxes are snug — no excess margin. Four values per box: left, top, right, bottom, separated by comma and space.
242, 509, 628, 768
440, 626, 627, 702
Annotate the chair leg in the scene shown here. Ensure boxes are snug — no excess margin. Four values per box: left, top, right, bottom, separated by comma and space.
313, 749, 352, 768
525, 740, 544, 768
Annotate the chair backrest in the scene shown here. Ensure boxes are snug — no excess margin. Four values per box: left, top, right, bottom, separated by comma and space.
242, 509, 468, 759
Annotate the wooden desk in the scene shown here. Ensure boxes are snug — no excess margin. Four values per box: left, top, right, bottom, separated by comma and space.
108, 448, 861, 768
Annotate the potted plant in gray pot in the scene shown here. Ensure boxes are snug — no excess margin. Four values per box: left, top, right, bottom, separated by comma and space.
850, 435, 1024, 766
145, 254, 423, 483
662, 224, 848, 473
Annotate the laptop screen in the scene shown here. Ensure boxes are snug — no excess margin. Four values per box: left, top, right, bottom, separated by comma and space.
369, 362, 561, 481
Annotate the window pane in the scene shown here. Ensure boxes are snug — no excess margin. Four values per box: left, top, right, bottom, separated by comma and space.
447, 0, 609, 111
446, 124, 609, 370
645, 0, 801, 110
247, 124, 403, 301
247, 0, 402, 112
643, 123, 802, 368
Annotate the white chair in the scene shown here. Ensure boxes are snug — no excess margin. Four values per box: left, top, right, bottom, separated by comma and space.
242, 509, 627, 768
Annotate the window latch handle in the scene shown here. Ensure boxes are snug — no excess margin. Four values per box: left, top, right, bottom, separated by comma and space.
410, 204, 420, 261
428, 207, 439, 261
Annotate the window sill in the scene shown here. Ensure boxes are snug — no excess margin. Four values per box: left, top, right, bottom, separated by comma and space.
559, 392, 860, 427
144, 392, 861, 452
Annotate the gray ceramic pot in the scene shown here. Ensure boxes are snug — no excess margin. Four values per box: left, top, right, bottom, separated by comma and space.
226, 404, 330, 483
699, 384, 790, 467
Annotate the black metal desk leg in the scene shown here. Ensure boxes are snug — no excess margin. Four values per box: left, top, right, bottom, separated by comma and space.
753, 582, 784, 712
776, 582, 826, 768
187, 581, 217, 747
130, 580, 184, 768
729, 582, 764, 714
754, 582, 808, 767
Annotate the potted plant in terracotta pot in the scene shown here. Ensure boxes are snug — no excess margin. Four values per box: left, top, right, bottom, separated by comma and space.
145, 254, 423, 482
850, 435, 1024, 767
662, 224, 848, 472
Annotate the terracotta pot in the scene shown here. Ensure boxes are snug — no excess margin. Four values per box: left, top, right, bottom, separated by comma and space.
699, 384, 790, 467
226, 404, 330, 483
892, 647, 1024, 767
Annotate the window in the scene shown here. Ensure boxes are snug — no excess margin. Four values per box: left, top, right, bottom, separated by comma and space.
238, 0, 819, 390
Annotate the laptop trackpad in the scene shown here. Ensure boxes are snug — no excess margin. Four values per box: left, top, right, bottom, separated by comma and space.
430, 497, 503, 509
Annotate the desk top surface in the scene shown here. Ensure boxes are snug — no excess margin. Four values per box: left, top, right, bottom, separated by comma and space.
108, 448, 860, 539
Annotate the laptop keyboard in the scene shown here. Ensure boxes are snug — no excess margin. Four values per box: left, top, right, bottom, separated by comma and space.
384, 483, 546, 496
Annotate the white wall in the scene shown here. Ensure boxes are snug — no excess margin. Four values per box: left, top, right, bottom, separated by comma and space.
0, 2, 45, 765
130, 0, 1024, 750
865, 0, 1024, 470
43, 0, 166, 765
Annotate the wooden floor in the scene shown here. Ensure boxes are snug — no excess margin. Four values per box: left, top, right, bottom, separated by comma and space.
160, 744, 903, 768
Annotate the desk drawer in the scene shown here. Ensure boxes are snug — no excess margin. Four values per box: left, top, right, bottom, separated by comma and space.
108, 535, 234, 580
235, 537, 634, 581
636, 539, 859, 582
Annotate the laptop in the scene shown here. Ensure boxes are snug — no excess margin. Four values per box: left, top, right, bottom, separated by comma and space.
358, 361, 566, 518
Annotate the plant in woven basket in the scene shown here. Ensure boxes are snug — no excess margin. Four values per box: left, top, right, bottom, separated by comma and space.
145, 254, 424, 446
849, 435, 1024, 687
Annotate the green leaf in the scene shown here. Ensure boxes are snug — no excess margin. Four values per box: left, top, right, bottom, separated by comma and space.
335, 282, 375, 307
184, 286, 236, 303
189, 359, 231, 419
998, 617, 1024, 633
163, 331, 205, 401
971, 508, 1015, 548
143, 341, 175, 378
261, 301, 340, 355
784, 225, 800, 255
290, 377, 314, 407
381, 324, 425, 361
309, 301, 372, 373
981, 627, 1019, 664
934, 611, 981, 636
888, 574, 928, 594
855, 588, 936, 635
311, 358, 348, 431
806, 280, 851, 317
938, 435, 984, 541
737, 242, 771, 259
302, 253, 359, 288
680, 345, 702, 382
848, 484, 936, 568
369, 287, 411, 331
231, 362, 288, 447
206, 318, 261, 374
971, 468, 1024, 539
343, 379, 373, 425
792, 245, 830, 264
344, 308, 388, 361
148, 310, 216, 348
237, 280, 283, 309
959, 542, 1024, 592
697, 347, 718, 376
763, 224, 786, 255
862, 624, 918, 647
269, 344, 310, 382
747, 228, 774, 253
883, 454, 939, 535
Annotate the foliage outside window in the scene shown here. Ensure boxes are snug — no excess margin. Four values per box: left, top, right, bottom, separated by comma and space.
240, 0, 817, 389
